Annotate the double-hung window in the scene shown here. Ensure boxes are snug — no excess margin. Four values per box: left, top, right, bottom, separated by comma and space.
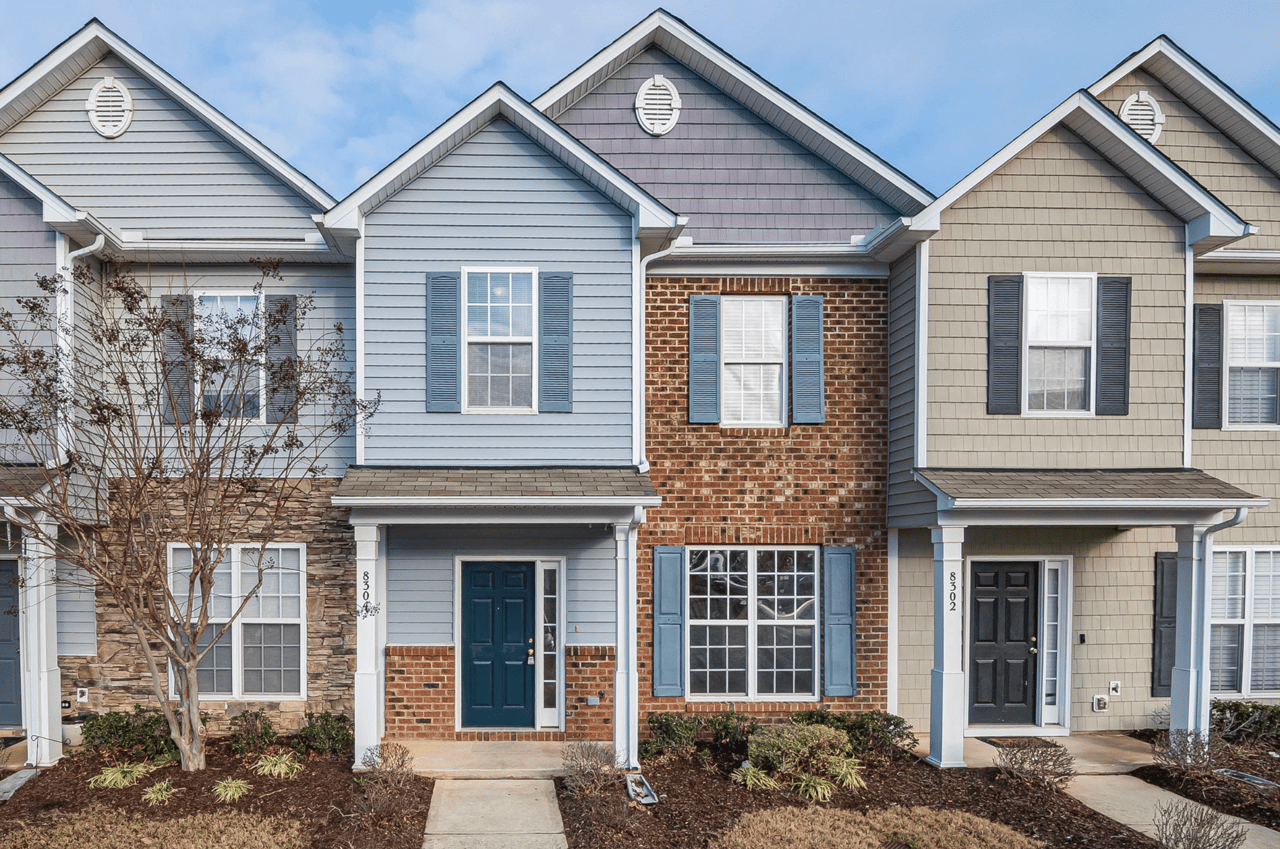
464, 269, 536, 412
198, 293, 262, 419
1024, 273, 1094, 413
721, 297, 787, 426
1224, 302, 1280, 426
170, 544, 306, 699
686, 546, 818, 699
1211, 548, 1280, 695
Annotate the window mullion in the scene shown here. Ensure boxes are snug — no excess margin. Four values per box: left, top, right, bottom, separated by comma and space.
746, 547, 757, 701
1244, 552, 1256, 694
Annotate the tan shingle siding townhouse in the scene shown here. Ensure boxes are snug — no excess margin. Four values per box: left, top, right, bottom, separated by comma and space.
4, 12, 1280, 772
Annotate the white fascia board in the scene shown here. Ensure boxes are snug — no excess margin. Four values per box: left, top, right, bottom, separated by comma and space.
0, 153, 75, 222
531, 10, 933, 215
912, 92, 1250, 242
1196, 249, 1280, 276
325, 83, 679, 237
651, 242, 891, 278
347, 505, 640, 526
949, 497, 1269, 510
333, 495, 662, 508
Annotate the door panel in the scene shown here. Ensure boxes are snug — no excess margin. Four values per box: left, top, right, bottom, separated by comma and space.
970, 561, 1038, 724
462, 562, 534, 727
0, 561, 20, 727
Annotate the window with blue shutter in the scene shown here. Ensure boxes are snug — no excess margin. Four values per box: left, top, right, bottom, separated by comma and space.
791, 295, 825, 423
689, 296, 721, 423
822, 546, 856, 697
539, 272, 573, 412
425, 272, 462, 412
653, 546, 685, 697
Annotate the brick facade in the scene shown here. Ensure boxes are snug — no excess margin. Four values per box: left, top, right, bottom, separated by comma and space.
638, 275, 889, 721
59, 478, 356, 735
383, 644, 615, 740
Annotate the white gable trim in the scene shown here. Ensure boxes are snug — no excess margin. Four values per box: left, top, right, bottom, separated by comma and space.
325, 83, 681, 240
0, 19, 335, 211
1089, 36, 1280, 181
531, 9, 933, 216
910, 91, 1253, 255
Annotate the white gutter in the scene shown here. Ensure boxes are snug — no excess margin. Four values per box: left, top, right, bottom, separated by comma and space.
331, 495, 663, 508
947, 497, 1268, 510
635, 229, 684, 473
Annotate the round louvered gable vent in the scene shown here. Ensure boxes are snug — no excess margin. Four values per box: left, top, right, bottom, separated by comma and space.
635, 75, 682, 136
85, 76, 134, 139
1120, 90, 1165, 144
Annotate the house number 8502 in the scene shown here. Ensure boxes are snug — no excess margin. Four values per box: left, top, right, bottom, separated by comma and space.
948, 572, 957, 611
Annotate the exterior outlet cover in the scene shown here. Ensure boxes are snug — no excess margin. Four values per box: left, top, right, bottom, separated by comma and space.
587, 696, 600, 706
76, 688, 89, 703
1093, 695, 1109, 712
1109, 681, 1121, 696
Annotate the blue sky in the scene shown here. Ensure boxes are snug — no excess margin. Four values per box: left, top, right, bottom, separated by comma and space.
3, 1, 1280, 201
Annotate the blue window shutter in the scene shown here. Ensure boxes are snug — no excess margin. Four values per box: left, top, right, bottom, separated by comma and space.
264, 294, 297, 424
1193, 304, 1222, 429
823, 546, 856, 697
425, 272, 461, 413
653, 546, 685, 697
1096, 277, 1131, 416
539, 272, 573, 412
791, 295, 825, 423
1152, 552, 1177, 698
161, 294, 194, 425
689, 296, 720, 423
987, 275, 1023, 415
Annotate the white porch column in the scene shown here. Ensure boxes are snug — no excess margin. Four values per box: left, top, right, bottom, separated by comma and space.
613, 519, 639, 769
21, 517, 61, 766
353, 523, 384, 765
1170, 524, 1211, 738
928, 525, 966, 768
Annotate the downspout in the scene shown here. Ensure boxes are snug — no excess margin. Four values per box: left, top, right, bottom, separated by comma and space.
1194, 507, 1249, 732
66, 234, 105, 264
634, 230, 684, 474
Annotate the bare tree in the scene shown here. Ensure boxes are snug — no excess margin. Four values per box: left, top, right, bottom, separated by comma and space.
0, 259, 376, 770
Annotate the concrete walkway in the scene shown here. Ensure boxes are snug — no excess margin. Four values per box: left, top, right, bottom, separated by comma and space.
423, 779, 567, 849
915, 732, 1280, 847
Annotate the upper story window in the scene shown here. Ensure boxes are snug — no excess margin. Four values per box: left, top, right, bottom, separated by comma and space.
464, 269, 536, 412
722, 296, 787, 427
987, 273, 1131, 417
199, 293, 262, 419
1211, 548, 1280, 695
1024, 273, 1095, 414
1225, 302, 1280, 426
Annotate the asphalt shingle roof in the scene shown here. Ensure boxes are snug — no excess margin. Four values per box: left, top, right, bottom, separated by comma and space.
916, 468, 1262, 502
335, 466, 658, 501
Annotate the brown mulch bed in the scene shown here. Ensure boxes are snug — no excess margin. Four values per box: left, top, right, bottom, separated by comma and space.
558, 747, 1159, 849
1129, 732, 1280, 831
0, 741, 433, 849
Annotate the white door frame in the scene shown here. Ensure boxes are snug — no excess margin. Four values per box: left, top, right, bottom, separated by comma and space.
962, 555, 1074, 737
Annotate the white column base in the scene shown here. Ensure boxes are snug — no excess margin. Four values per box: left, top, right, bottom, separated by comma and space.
927, 669, 967, 768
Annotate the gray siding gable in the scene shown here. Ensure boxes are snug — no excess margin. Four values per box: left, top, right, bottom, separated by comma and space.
362, 118, 637, 466
553, 47, 897, 244
0, 53, 322, 241
0, 172, 56, 295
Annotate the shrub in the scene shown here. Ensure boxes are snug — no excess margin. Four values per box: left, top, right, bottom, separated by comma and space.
1152, 729, 1229, 781
81, 706, 179, 762
705, 710, 760, 751
1155, 799, 1248, 849
359, 742, 416, 791
747, 724, 850, 775
791, 709, 917, 760
213, 778, 252, 803
561, 740, 621, 796
230, 709, 277, 757
254, 751, 303, 780
354, 742, 423, 821
0, 804, 308, 849
639, 712, 702, 760
994, 741, 1076, 790
291, 712, 353, 758
1211, 699, 1280, 744
88, 762, 153, 789
712, 806, 1039, 849
790, 771, 835, 802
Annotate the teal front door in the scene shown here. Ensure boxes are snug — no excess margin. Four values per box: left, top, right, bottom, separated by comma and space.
461, 562, 535, 728
0, 561, 20, 727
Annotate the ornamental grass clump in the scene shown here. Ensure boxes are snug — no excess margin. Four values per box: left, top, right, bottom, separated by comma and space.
88, 762, 154, 789
142, 778, 177, 806
254, 751, 303, 780
213, 778, 252, 803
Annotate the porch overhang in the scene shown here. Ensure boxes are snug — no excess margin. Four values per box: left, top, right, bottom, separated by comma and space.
913, 467, 1268, 528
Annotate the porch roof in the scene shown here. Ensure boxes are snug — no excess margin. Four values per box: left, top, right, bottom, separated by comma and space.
0, 465, 47, 503
333, 466, 660, 507
913, 467, 1267, 527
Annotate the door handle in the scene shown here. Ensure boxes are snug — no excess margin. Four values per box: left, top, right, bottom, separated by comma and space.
1029, 647, 1038, 655
528, 649, 535, 656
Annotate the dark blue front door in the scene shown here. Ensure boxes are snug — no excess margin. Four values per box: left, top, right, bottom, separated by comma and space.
462, 562, 535, 728
0, 561, 20, 726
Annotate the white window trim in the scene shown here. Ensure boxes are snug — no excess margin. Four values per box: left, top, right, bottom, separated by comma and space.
451, 556, 565, 731
460, 266, 539, 416
195, 290, 266, 424
684, 545, 821, 703
1020, 271, 1097, 418
720, 294, 788, 429
1210, 545, 1280, 697
1220, 300, 1280, 431
167, 542, 308, 702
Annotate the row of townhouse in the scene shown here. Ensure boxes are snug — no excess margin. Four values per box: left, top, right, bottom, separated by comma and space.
1, 10, 1277, 770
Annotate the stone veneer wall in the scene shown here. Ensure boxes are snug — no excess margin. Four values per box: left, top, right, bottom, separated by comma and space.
59, 478, 355, 735
639, 276, 889, 722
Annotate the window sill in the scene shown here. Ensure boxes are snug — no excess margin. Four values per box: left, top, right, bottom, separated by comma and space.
1020, 410, 1095, 419
1220, 424, 1280, 432
193, 695, 307, 702
462, 408, 538, 416
684, 694, 820, 703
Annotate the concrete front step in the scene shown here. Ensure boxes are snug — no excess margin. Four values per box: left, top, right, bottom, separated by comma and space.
423, 779, 567, 849
392, 740, 565, 779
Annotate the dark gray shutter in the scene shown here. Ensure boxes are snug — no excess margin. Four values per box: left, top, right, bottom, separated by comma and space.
653, 546, 685, 697
1152, 551, 1177, 698
538, 272, 573, 413
1193, 304, 1223, 429
425, 272, 461, 413
161, 294, 194, 425
264, 294, 297, 424
822, 546, 856, 697
689, 296, 720, 424
791, 295, 825, 424
1096, 277, 1131, 416
987, 275, 1023, 415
